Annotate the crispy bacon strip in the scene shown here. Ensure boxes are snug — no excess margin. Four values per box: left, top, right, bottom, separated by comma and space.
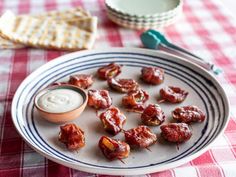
159, 86, 188, 103
68, 74, 93, 89
107, 78, 139, 93
58, 123, 85, 150
141, 67, 164, 85
98, 136, 130, 160
141, 104, 165, 126
122, 89, 149, 113
172, 105, 205, 123
124, 125, 157, 148
99, 107, 126, 135
88, 89, 112, 110
160, 123, 192, 143
97, 63, 121, 80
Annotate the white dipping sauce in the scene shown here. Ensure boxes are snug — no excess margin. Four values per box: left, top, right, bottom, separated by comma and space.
38, 89, 84, 113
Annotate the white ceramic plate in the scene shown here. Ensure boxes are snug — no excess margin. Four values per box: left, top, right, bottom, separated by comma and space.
105, 2, 182, 21
107, 12, 180, 30
106, 7, 180, 23
12, 48, 229, 175
105, 0, 182, 18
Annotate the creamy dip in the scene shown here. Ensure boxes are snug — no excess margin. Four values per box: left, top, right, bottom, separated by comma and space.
37, 88, 84, 113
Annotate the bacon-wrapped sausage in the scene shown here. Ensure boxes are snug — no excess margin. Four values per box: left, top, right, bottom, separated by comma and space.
99, 107, 126, 135
68, 74, 93, 89
124, 125, 157, 148
97, 63, 122, 80
141, 104, 165, 126
122, 89, 149, 113
107, 78, 139, 93
99, 136, 130, 160
160, 123, 192, 143
58, 123, 85, 150
159, 86, 188, 103
172, 105, 205, 123
141, 67, 164, 85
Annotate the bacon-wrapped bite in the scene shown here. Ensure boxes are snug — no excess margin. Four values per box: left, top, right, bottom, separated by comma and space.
88, 89, 112, 110
160, 123, 192, 143
99, 136, 130, 160
159, 86, 188, 103
99, 107, 126, 135
141, 104, 165, 126
68, 74, 93, 89
108, 78, 139, 93
172, 106, 205, 123
122, 89, 149, 113
124, 125, 157, 148
97, 63, 122, 80
58, 123, 85, 150
141, 67, 164, 85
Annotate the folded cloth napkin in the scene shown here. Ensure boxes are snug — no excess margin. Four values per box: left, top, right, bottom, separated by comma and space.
0, 8, 97, 50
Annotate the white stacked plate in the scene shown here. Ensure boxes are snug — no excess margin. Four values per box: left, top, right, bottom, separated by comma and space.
105, 0, 183, 30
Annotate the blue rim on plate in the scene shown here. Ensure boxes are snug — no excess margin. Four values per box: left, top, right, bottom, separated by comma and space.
11, 48, 230, 175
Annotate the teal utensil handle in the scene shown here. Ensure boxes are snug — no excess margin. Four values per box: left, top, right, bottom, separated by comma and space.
141, 30, 222, 75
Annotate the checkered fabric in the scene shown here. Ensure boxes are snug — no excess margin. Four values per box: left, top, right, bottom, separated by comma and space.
0, 0, 236, 176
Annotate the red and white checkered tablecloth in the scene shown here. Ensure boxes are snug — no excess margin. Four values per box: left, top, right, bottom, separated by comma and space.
1, 0, 236, 176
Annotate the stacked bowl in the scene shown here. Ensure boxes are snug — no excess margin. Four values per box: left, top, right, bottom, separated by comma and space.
105, 0, 183, 30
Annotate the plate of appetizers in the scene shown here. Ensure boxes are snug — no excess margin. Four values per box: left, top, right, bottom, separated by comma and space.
11, 48, 229, 175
